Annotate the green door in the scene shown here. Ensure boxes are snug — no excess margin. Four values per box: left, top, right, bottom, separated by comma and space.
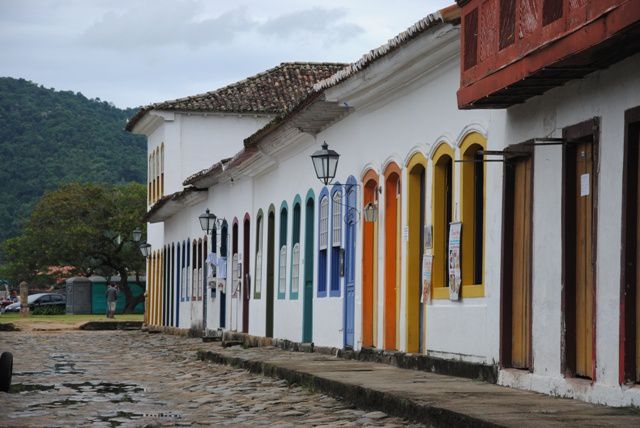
303, 196, 314, 343
266, 210, 275, 337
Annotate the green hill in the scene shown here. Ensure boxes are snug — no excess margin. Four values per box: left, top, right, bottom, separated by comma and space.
0, 77, 146, 245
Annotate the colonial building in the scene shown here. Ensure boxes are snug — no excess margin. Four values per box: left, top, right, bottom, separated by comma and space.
129, 1, 640, 408
456, 0, 640, 406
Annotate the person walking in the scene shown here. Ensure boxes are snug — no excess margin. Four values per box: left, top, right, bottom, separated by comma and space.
105, 283, 119, 318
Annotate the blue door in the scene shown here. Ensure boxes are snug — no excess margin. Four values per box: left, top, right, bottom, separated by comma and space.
344, 178, 357, 348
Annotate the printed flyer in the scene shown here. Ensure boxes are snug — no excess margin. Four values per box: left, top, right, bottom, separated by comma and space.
421, 254, 433, 303
448, 222, 462, 301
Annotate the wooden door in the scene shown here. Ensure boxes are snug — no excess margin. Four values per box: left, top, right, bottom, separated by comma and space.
243, 217, 250, 333
266, 211, 275, 338
636, 132, 640, 382
384, 171, 400, 350
564, 131, 596, 379
362, 179, 376, 347
622, 109, 640, 383
406, 164, 425, 353
303, 198, 314, 343
502, 155, 533, 369
574, 141, 594, 378
344, 182, 357, 348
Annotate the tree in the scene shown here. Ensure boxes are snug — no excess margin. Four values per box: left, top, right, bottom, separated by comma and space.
0, 182, 147, 312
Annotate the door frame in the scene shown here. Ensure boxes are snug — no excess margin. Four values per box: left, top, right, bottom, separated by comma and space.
621, 106, 640, 384
383, 162, 401, 350
266, 206, 276, 338
344, 176, 357, 348
243, 213, 251, 334
499, 143, 534, 369
561, 117, 599, 380
406, 153, 427, 353
361, 170, 378, 348
303, 190, 315, 343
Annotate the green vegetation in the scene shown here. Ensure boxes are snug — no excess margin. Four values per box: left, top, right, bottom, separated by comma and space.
0, 77, 146, 246
32, 305, 66, 315
0, 182, 147, 312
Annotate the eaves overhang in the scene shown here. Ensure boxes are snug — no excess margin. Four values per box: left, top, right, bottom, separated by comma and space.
144, 187, 208, 223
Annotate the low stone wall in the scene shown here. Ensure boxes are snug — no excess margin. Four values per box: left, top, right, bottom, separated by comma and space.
219, 331, 498, 383
79, 321, 143, 331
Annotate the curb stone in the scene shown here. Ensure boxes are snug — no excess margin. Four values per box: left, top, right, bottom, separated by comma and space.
197, 349, 498, 428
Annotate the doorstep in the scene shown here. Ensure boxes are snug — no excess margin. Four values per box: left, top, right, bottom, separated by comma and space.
197, 342, 640, 427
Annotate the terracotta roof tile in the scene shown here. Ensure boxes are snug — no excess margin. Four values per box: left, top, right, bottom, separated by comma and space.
126, 62, 348, 131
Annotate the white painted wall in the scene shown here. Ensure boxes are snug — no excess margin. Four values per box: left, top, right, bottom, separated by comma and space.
495, 53, 640, 407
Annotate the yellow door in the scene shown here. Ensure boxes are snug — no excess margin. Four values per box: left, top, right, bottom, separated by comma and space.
574, 141, 594, 378
510, 157, 532, 369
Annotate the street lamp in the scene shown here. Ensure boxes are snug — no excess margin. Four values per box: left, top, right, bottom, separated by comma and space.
363, 202, 378, 222
199, 208, 218, 234
139, 242, 152, 258
311, 142, 340, 185
132, 227, 142, 243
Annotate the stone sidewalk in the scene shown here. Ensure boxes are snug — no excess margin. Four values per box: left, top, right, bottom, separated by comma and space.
197, 342, 640, 427
2, 331, 418, 427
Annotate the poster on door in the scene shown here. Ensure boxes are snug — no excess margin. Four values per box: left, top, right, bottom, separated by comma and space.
421, 254, 433, 303
448, 222, 462, 301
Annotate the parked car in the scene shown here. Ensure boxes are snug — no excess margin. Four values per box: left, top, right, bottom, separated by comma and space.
3, 293, 66, 313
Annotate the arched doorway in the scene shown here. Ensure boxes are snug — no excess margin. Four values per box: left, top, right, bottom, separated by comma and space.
406, 152, 427, 353
232, 219, 239, 331
266, 206, 276, 338
362, 169, 378, 348
344, 176, 357, 348
303, 190, 315, 343
243, 214, 250, 333
384, 162, 401, 350
220, 221, 228, 328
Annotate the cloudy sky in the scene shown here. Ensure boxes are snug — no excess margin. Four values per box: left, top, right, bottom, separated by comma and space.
0, 0, 452, 108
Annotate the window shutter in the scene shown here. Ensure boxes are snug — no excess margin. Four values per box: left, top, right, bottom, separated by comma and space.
291, 243, 300, 294
332, 193, 342, 247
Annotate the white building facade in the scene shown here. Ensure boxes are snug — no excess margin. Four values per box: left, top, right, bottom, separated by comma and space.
129, 2, 640, 408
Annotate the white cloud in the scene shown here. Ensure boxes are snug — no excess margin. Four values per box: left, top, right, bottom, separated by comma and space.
0, 0, 453, 108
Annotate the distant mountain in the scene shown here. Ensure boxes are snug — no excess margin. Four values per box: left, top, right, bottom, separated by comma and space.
0, 77, 146, 244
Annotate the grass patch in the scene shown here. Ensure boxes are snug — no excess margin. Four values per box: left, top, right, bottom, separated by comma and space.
0, 313, 143, 325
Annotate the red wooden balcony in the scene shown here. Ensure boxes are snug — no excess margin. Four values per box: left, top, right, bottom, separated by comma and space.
456, 0, 640, 109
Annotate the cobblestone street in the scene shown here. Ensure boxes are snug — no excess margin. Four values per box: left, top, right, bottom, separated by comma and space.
1, 331, 418, 427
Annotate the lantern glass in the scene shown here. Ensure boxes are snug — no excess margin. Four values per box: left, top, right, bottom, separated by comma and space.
132, 227, 142, 242
363, 202, 378, 222
139, 242, 151, 258
311, 142, 340, 185
199, 209, 217, 234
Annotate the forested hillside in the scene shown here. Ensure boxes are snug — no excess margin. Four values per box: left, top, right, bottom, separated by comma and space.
0, 77, 146, 244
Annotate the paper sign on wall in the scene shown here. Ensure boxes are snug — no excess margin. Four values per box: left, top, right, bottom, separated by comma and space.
580, 173, 590, 197
421, 255, 433, 304
448, 222, 462, 301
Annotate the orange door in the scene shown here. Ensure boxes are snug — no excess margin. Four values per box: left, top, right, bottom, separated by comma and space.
362, 179, 376, 347
384, 170, 400, 350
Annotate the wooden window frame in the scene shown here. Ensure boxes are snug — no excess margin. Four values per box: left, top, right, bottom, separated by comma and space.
290, 196, 302, 300
254, 211, 263, 299
278, 202, 288, 300
330, 186, 342, 297
459, 132, 487, 298
318, 189, 329, 297
431, 143, 455, 300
